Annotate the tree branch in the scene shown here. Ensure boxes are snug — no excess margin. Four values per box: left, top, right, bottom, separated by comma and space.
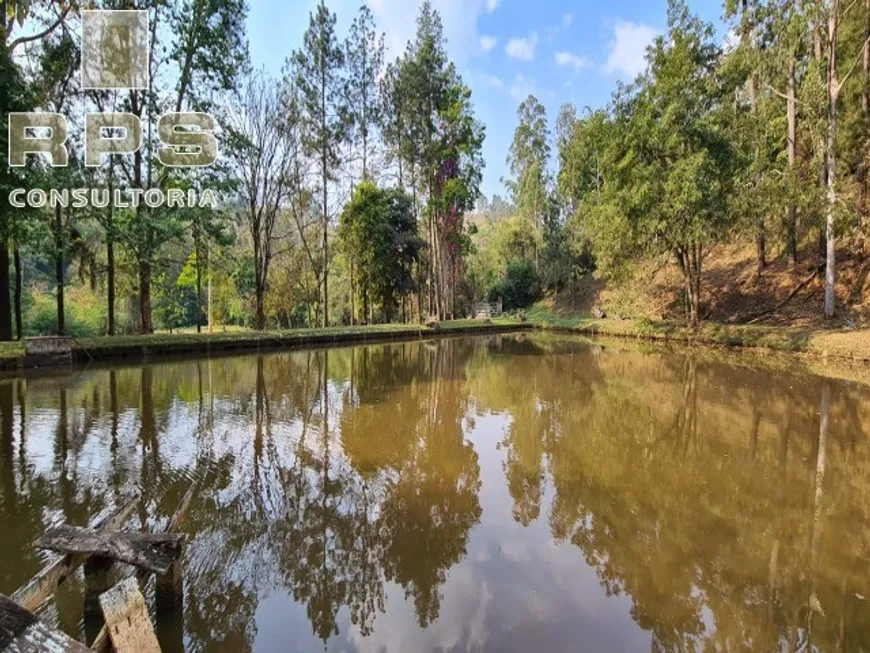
838, 35, 870, 92
8, 4, 71, 52
766, 84, 804, 106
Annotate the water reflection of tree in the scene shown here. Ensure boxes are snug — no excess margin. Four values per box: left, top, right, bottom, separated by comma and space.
377, 341, 482, 626
17, 337, 870, 650
493, 344, 870, 652
270, 340, 483, 636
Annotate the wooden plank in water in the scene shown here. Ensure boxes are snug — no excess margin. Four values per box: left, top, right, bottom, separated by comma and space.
98, 578, 160, 653
165, 480, 199, 534
11, 497, 138, 613
0, 594, 90, 652
91, 481, 199, 653
156, 480, 198, 611
36, 527, 184, 575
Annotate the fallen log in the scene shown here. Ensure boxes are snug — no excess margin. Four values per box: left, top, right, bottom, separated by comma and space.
36, 527, 183, 576
744, 271, 818, 325
0, 594, 90, 652
11, 497, 138, 613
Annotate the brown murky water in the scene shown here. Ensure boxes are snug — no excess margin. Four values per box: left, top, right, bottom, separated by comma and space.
1, 334, 870, 652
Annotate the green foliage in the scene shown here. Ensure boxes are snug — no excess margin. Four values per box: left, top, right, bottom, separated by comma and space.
489, 260, 542, 310
24, 286, 106, 337
569, 0, 737, 325
294, 1, 349, 182
154, 271, 195, 332
170, 0, 249, 111
507, 95, 550, 230
0, 31, 34, 244
344, 4, 384, 178
339, 181, 424, 321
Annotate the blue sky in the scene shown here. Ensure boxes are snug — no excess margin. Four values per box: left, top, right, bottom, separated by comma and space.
246, 0, 727, 200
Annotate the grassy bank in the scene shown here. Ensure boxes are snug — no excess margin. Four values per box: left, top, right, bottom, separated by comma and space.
525, 305, 870, 362
5, 310, 870, 373
1, 319, 528, 371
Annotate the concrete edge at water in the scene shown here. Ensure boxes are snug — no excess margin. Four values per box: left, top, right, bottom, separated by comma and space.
0, 322, 534, 374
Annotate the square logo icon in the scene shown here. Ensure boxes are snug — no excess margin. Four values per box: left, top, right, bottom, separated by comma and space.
82, 10, 149, 90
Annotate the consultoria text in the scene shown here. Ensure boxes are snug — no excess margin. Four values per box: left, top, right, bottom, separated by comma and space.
8, 187, 219, 210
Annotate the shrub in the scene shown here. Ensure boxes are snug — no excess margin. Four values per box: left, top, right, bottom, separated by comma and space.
489, 260, 542, 310
24, 285, 106, 337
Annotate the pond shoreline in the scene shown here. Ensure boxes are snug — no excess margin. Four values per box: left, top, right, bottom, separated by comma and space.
0, 320, 532, 372
3, 316, 869, 373
534, 317, 870, 365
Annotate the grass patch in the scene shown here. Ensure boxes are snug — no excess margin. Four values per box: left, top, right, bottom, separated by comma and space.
0, 342, 25, 361
73, 323, 430, 351
0, 320, 527, 369
526, 304, 850, 356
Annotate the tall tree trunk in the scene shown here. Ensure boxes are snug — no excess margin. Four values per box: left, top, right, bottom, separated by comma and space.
824, 0, 840, 319
0, 245, 11, 341
679, 247, 701, 328
349, 262, 355, 326
750, 81, 766, 274
106, 162, 115, 336
139, 262, 153, 334
787, 57, 798, 266
431, 223, 437, 320
207, 246, 213, 333
745, 0, 766, 273
130, 87, 153, 336
255, 274, 266, 331
13, 247, 22, 340
815, 23, 829, 261
195, 235, 203, 334
322, 151, 329, 328
106, 236, 115, 336
362, 121, 368, 180
54, 205, 65, 336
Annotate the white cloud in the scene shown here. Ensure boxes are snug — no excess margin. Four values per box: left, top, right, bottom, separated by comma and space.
554, 51, 592, 73
505, 32, 538, 61
481, 73, 504, 88
508, 73, 535, 101
479, 35, 497, 52
561, 12, 573, 28
365, 0, 498, 62
486, 0, 499, 11
603, 21, 660, 79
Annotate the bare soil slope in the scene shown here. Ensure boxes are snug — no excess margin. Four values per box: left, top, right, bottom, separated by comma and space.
550, 242, 870, 328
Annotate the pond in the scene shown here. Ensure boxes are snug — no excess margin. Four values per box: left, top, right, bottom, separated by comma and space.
1, 333, 869, 652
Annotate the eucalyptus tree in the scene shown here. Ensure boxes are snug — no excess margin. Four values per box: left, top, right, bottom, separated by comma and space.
394, 2, 484, 319
0, 35, 31, 340
344, 4, 384, 181
818, 0, 863, 318
726, 0, 770, 273
764, 0, 813, 266
379, 61, 409, 187
507, 94, 551, 268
